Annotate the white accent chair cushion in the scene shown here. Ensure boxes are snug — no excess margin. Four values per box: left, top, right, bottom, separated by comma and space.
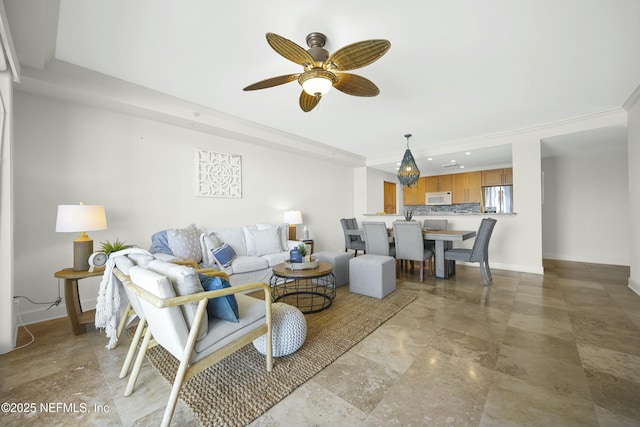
148, 260, 207, 340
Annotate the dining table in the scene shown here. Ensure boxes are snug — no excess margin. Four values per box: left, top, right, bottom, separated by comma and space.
346, 227, 477, 279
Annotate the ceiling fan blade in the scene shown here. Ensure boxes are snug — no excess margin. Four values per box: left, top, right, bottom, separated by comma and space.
299, 91, 321, 112
333, 73, 380, 97
266, 33, 315, 67
243, 74, 301, 91
327, 39, 391, 71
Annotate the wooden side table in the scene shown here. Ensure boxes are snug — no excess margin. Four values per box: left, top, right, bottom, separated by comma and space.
54, 268, 104, 335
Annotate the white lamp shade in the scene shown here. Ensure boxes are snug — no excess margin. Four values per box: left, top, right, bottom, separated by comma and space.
302, 77, 333, 96
283, 210, 303, 225
56, 204, 108, 233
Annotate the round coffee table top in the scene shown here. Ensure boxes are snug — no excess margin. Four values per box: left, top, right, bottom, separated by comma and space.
272, 262, 333, 279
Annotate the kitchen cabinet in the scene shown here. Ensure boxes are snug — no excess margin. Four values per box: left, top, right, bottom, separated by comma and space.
482, 168, 512, 186
425, 175, 452, 193
402, 176, 426, 205
452, 171, 482, 203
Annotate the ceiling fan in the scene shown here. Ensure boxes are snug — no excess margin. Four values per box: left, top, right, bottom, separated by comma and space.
243, 32, 391, 112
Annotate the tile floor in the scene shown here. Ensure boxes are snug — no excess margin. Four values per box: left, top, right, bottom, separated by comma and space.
1, 260, 639, 426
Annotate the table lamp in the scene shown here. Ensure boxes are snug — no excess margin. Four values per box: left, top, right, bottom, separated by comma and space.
56, 203, 108, 271
283, 210, 303, 241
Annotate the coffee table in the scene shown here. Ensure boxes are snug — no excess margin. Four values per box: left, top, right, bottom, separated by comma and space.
270, 262, 336, 313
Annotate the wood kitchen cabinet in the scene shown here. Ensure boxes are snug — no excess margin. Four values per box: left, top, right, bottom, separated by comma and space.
452, 171, 482, 203
402, 176, 427, 205
481, 168, 513, 186
425, 175, 452, 193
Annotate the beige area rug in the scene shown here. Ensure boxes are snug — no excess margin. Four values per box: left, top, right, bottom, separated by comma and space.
143, 287, 416, 427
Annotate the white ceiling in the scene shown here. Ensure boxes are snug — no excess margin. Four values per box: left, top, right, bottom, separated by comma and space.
4, 0, 639, 174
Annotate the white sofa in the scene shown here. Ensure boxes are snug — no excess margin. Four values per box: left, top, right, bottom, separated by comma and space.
149, 223, 301, 287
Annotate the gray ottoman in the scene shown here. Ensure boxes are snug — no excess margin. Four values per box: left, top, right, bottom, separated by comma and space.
349, 254, 396, 298
314, 251, 354, 287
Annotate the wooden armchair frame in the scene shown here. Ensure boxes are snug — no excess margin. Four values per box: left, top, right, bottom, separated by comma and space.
113, 268, 272, 427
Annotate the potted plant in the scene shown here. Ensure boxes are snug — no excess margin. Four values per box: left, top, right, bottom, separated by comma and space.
100, 238, 132, 256
298, 242, 311, 262
404, 209, 414, 221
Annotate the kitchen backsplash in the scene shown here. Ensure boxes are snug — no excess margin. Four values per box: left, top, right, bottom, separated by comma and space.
407, 203, 481, 215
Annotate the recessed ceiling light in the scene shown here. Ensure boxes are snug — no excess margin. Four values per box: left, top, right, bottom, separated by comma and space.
465, 152, 471, 155
427, 157, 433, 161
450, 160, 456, 163
460, 165, 465, 168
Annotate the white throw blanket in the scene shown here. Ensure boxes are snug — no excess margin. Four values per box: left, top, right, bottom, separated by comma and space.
95, 247, 153, 349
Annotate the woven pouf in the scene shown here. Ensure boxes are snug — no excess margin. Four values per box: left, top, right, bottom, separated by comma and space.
253, 302, 307, 357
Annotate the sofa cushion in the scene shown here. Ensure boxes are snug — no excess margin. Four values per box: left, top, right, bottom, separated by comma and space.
212, 243, 237, 268
261, 251, 290, 267
245, 227, 282, 257
213, 227, 247, 256
167, 224, 202, 263
199, 232, 221, 268
231, 255, 269, 274
256, 223, 288, 251
197, 273, 239, 323
148, 260, 208, 340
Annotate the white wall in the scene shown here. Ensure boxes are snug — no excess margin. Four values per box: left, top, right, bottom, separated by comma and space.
628, 95, 640, 294
0, 70, 15, 354
542, 147, 630, 265
13, 91, 354, 324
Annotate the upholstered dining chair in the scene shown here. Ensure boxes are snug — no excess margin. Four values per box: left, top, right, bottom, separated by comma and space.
113, 263, 272, 427
423, 219, 449, 258
423, 219, 448, 231
340, 217, 366, 256
444, 218, 497, 285
392, 221, 434, 282
362, 221, 395, 256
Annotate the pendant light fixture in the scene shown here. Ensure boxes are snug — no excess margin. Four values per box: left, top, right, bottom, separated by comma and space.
397, 133, 420, 187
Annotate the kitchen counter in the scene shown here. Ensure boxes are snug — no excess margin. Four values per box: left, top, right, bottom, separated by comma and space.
364, 212, 516, 217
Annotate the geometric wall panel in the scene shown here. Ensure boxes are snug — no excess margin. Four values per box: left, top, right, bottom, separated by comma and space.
196, 149, 242, 198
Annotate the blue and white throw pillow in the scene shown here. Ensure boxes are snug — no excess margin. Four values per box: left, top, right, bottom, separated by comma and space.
198, 273, 239, 323
211, 243, 237, 268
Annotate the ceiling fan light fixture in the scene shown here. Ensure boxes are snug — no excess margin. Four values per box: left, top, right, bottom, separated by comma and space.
299, 69, 336, 96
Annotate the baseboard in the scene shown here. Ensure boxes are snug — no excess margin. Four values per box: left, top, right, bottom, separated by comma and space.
456, 261, 544, 275
15, 297, 97, 326
542, 252, 630, 267
629, 278, 640, 296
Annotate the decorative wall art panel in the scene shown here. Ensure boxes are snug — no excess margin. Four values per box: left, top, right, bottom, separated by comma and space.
196, 149, 242, 198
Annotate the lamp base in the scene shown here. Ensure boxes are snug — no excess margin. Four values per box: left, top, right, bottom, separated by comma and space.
73, 239, 93, 271
288, 224, 297, 241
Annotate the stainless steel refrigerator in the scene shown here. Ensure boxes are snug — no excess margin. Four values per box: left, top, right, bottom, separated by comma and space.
481, 185, 513, 213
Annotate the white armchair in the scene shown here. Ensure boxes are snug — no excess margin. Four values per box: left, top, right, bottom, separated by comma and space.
114, 264, 272, 427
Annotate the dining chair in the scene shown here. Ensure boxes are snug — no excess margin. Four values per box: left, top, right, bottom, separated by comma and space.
392, 221, 434, 282
362, 221, 395, 256
340, 217, 366, 256
423, 219, 448, 251
444, 218, 497, 285
423, 219, 448, 231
